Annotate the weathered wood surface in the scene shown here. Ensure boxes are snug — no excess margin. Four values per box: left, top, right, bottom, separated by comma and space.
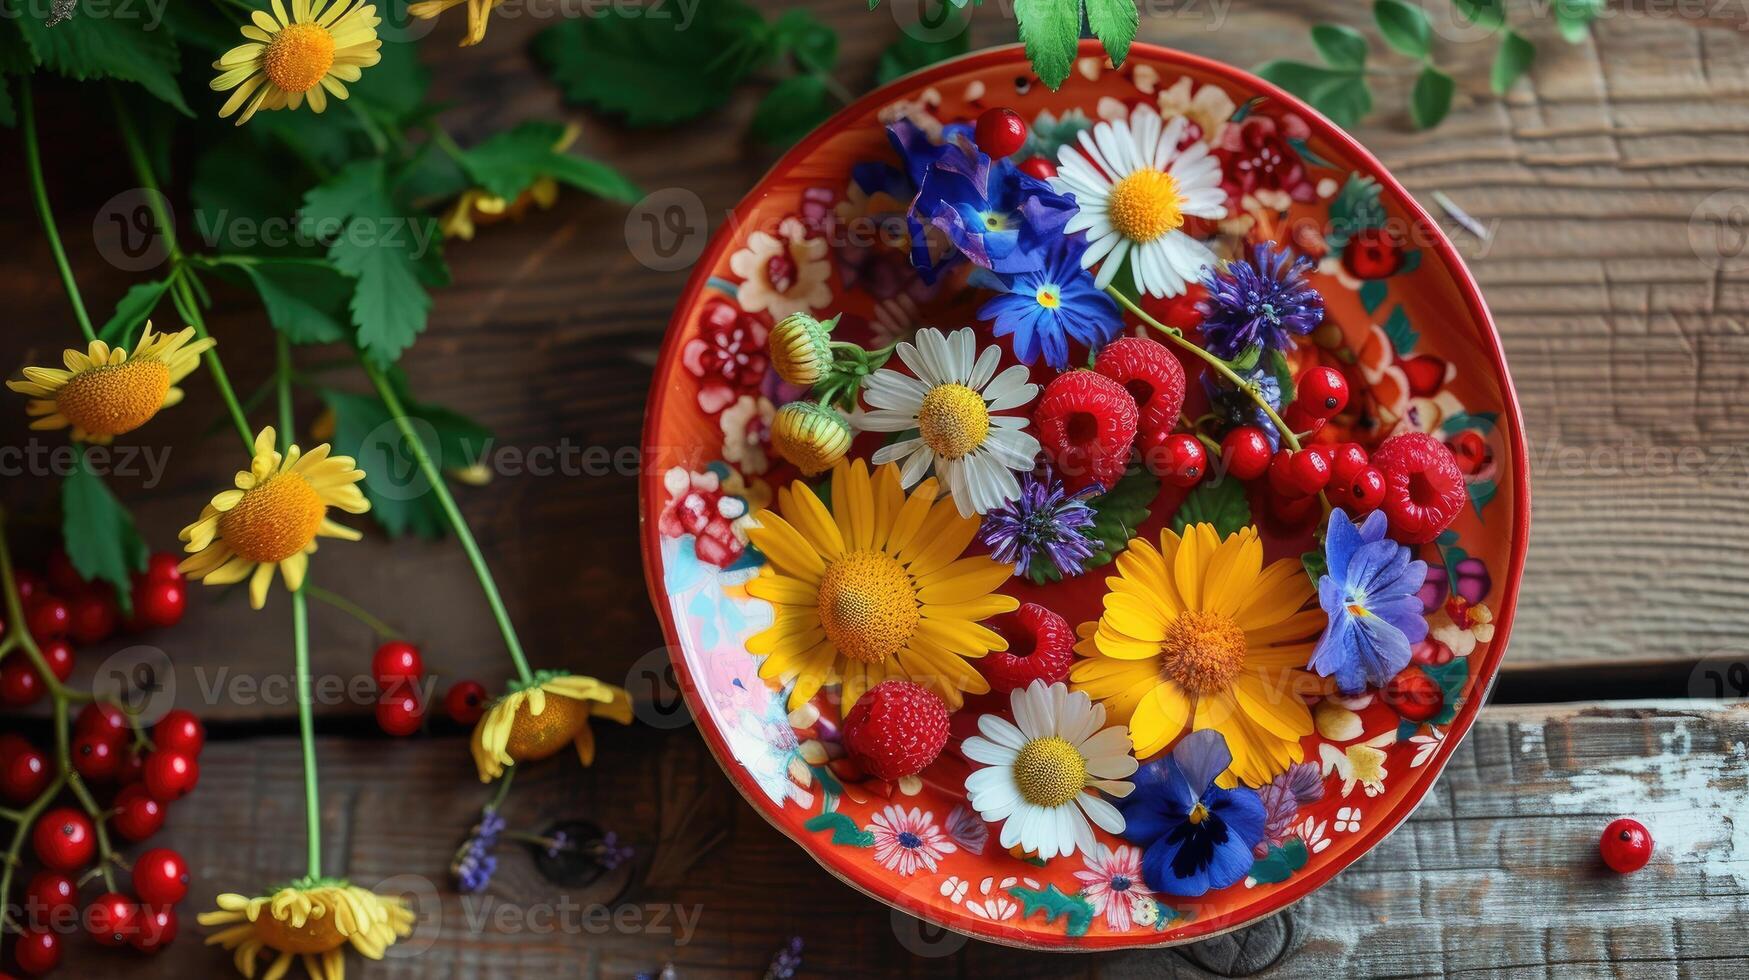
47, 700, 1749, 977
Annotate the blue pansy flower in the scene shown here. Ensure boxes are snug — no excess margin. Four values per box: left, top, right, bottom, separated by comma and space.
970, 236, 1123, 369
1119, 729, 1266, 897
1309, 508, 1430, 694
883, 120, 962, 283
912, 143, 1077, 274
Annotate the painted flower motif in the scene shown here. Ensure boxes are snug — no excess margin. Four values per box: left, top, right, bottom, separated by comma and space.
1069, 524, 1328, 786
1155, 76, 1237, 145
1119, 729, 1267, 897
942, 874, 1038, 921
469, 672, 633, 782
1129, 893, 1163, 927
728, 218, 831, 319
1310, 509, 1430, 694
977, 467, 1103, 580
1074, 844, 1154, 931
1197, 242, 1325, 360
210, 0, 382, 125
8, 326, 214, 443
197, 881, 415, 980
744, 460, 1015, 711
1333, 806, 1363, 833
1431, 598, 1494, 657
1215, 113, 1317, 210
719, 395, 775, 475
658, 466, 751, 569
1293, 814, 1330, 854
961, 680, 1138, 861
1051, 102, 1227, 297
910, 137, 1078, 273
1255, 759, 1323, 855
944, 803, 988, 856
970, 236, 1124, 370
684, 299, 770, 414
1319, 732, 1395, 798
867, 805, 957, 876
869, 293, 927, 347
855, 327, 1040, 516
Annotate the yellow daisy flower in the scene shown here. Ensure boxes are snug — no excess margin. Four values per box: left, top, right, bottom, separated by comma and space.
439, 124, 577, 240
179, 427, 369, 610
6, 325, 214, 443
211, 0, 383, 126
1069, 523, 1329, 787
744, 459, 1016, 713
470, 672, 633, 782
199, 880, 415, 980
407, 0, 502, 47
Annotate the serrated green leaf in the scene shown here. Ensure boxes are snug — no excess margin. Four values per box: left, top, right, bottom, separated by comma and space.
13, 0, 190, 115
750, 74, 833, 147
1255, 59, 1372, 128
319, 384, 490, 539
1085, 0, 1139, 68
191, 136, 320, 257
1410, 65, 1455, 129
1015, 0, 1079, 89
876, 17, 971, 85
303, 161, 436, 363
457, 121, 640, 203
772, 9, 838, 73
1311, 23, 1368, 70
62, 451, 148, 614
242, 261, 354, 345
301, 159, 385, 228
1554, 0, 1602, 42
1023, 468, 1159, 585
1372, 0, 1431, 59
97, 278, 173, 345
1490, 30, 1534, 95
1172, 476, 1252, 537
1451, 0, 1505, 30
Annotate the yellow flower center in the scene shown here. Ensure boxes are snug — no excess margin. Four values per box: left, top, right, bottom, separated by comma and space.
54, 360, 171, 437
1012, 736, 1087, 808
1106, 169, 1185, 243
815, 550, 918, 664
1035, 286, 1061, 310
1188, 801, 1210, 825
1159, 610, 1248, 696
915, 383, 990, 460
263, 22, 335, 94
503, 693, 590, 762
217, 473, 326, 564
252, 909, 347, 956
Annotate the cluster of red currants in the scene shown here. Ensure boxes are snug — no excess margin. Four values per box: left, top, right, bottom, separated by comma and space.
370, 640, 488, 737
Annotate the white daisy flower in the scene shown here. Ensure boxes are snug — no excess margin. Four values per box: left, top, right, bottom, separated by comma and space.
854, 327, 1039, 517
960, 680, 1138, 860
1050, 102, 1227, 298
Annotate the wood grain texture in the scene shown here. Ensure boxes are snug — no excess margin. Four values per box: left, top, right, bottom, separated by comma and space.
42, 700, 1749, 977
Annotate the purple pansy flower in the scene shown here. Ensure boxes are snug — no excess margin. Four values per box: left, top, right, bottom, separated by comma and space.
1119, 729, 1267, 897
1309, 508, 1430, 694
1197, 242, 1324, 359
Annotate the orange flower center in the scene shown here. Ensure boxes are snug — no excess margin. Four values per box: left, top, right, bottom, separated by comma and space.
816, 550, 918, 664
503, 693, 590, 762
1012, 736, 1087, 808
217, 474, 326, 564
251, 910, 347, 956
1106, 169, 1184, 243
54, 360, 171, 437
263, 22, 335, 94
1159, 610, 1248, 695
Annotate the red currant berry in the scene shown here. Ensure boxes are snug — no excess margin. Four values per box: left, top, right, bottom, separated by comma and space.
1327, 442, 1370, 482
14, 926, 60, 975
67, 589, 120, 645
87, 891, 140, 947
1265, 487, 1322, 531
1017, 156, 1057, 179
1268, 449, 1330, 498
25, 596, 70, 642
1281, 402, 1328, 436
1220, 426, 1273, 481
152, 710, 205, 757
132, 848, 189, 906
0, 733, 32, 762
376, 684, 425, 737
131, 904, 178, 951
142, 751, 199, 801
72, 730, 121, 782
1600, 818, 1653, 873
0, 658, 44, 707
23, 871, 77, 928
973, 107, 1027, 158
1142, 431, 1208, 488
129, 578, 186, 630
371, 641, 424, 687
444, 680, 488, 726
111, 785, 167, 842
46, 550, 86, 594
1333, 465, 1388, 513
76, 702, 129, 739
114, 745, 145, 787
1, 747, 51, 805
39, 640, 74, 682
13, 568, 47, 604
1295, 366, 1350, 419
143, 552, 184, 583
1382, 668, 1443, 722
32, 808, 95, 871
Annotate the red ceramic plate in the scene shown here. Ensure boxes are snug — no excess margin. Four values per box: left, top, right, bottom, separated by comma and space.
640, 41, 1529, 949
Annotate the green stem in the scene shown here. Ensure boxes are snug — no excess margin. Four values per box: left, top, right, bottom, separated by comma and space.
305, 584, 402, 640
277, 336, 324, 880
21, 76, 97, 342
360, 359, 534, 685
347, 101, 390, 154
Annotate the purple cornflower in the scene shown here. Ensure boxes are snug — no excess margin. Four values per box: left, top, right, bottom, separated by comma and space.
1203, 368, 1284, 450
596, 831, 634, 870
1310, 509, 1430, 693
1197, 242, 1324, 359
764, 936, 804, 980
452, 807, 505, 894
978, 469, 1103, 578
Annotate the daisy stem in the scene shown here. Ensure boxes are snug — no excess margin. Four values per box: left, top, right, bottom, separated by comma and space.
278, 335, 325, 880
359, 359, 536, 686
20, 75, 97, 343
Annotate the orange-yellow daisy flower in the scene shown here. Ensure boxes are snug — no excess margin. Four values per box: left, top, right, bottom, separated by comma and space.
198, 880, 415, 980
407, 0, 502, 47
1069, 523, 1329, 786
6, 325, 213, 443
744, 459, 1016, 712
210, 0, 383, 126
469, 672, 633, 782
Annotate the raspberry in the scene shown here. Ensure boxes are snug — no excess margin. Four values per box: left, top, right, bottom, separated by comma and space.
980, 604, 1075, 693
1032, 370, 1139, 491
841, 681, 950, 781
1094, 337, 1186, 439
1371, 431, 1468, 543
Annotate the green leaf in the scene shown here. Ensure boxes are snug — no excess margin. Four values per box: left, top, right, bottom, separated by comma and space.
1085, 0, 1139, 68
301, 159, 386, 229
1301, 548, 1328, 587
1382, 306, 1418, 354
13, 0, 190, 115
191, 136, 321, 257
1372, 1, 1431, 59
1009, 885, 1094, 937
1014, 0, 1079, 89
457, 121, 640, 203
97, 279, 173, 345
771, 9, 838, 73
1490, 30, 1535, 95
62, 451, 148, 614
1553, 0, 1603, 43
1311, 23, 1369, 70
1248, 837, 1310, 884
750, 74, 834, 147
303, 161, 436, 364
532, 0, 771, 126
1451, 0, 1505, 31
348, 35, 430, 122
0, 74, 13, 128
803, 811, 875, 847
319, 385, 491, 539
876, 20, 971, 85
1172, 475, 1252, 537
1255, 60, 1372, 128
242, 261, 354, 345
1410, 65, 1455, 129
1326, 173, 1385, 251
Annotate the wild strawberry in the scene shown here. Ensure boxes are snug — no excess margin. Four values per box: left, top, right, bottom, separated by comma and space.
841, 681, 950, 781
1093, 337, 1186, 440
980, 604, 1075, 694
1371, 431, 1468, 543
1032, 370, 1140, 491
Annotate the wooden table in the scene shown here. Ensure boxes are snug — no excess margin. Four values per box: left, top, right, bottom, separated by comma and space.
4, 0, 1749, 975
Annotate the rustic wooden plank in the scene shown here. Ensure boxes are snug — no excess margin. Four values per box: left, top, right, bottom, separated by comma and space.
45, 700, 1749, 977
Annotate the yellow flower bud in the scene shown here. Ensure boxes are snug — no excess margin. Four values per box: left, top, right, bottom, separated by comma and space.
770, 401, 851, 475
768, 312, 834, 388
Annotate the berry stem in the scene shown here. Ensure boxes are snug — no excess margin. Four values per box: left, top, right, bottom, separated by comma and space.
20, 75, 97, 343
360, 358, 536, 686
278, 336, 326, 881
304, 584, 403, 640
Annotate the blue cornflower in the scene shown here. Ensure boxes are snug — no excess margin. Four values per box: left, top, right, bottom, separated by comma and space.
452, 807, 505, 894
1119, 729, 1267, 897
1203, 368, 1284, 449
971, 237, 1123, 369
913, 143, 1077, 274
1198, 243, 1324, 359
978, 467, 1104, 579
1310, 509, 1430, 693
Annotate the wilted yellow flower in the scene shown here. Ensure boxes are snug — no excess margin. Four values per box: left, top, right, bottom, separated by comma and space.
7, 325, 213, 443
470, 672, 633, 782
211, 0, 383, 126
408, 0, 502, 47
199, 880, 415, 980
440, 124, 578, 240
